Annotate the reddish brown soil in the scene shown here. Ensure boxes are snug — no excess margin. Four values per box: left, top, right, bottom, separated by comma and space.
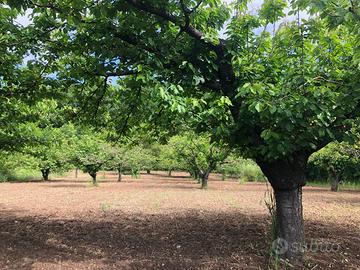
0, 171, 359, 269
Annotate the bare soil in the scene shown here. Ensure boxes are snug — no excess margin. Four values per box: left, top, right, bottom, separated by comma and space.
0, 171, 359, 269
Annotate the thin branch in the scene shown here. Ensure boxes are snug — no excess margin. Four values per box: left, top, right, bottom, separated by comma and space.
313, 76, 347, 85
92, 76, 108, 119
93, 69, 139, 77
114, 84, 142, 141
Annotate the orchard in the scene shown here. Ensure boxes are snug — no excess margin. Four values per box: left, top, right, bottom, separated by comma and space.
0, 0, 359, 269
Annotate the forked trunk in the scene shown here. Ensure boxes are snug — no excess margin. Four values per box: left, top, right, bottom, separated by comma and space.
258, 154, 308, 266
41, 168, 50, 181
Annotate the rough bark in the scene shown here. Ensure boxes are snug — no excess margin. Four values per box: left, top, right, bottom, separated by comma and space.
257, 154, 309, 265
274, 188, 304, 265
41, 168, 50, 181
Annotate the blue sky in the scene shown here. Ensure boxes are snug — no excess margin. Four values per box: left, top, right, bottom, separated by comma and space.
15, 0, 305, 28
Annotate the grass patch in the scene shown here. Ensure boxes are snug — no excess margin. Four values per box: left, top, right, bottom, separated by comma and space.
307, 180, 360, 190
0, 168, 41, 182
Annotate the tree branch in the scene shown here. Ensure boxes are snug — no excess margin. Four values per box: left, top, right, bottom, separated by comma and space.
124, 0, 211, 46
93, 69, 139, 77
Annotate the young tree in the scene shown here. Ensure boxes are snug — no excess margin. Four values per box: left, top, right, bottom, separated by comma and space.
73, 133, 111, 185
23, 122, 74, 181
32, 143, 69, 181
159, 143, 186, 176
6, 0, 360, 264
107, 146, 127, 182
308, 141, 360, 191
125, 145, 155, 178
168, 133, 229, 189
108, 144, 155, 180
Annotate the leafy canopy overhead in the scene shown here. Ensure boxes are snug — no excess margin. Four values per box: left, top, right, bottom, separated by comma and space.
1, 0, 359, 164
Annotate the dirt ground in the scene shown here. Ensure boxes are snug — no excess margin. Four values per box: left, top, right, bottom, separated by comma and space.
0, 171, 359, 270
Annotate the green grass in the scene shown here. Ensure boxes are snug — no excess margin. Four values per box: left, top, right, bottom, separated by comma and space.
0, 168, 42, 182
307, 180, 360, 191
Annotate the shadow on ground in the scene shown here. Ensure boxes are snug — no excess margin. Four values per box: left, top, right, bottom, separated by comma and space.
0, 210, 268, 270
0, 209, 359, 270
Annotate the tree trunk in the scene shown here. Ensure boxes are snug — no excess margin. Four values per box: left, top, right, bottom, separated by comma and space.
194, 170, 199, 180
146, 169, 151, 174
274, 188, 304, 264
168, 170, 172, 176
89, 172, 97, 185
75, 168, 78, 178
118, 168, 122, 182
328, 166, 339, 192
201, 177, 208, 189
41, 169, 50, 181
330, 176, 339, 192
200, 172, 210, 189
257, 154, 308, 266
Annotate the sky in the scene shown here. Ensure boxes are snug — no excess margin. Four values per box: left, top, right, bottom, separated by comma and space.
15, 0, 305, 28
14, 0, 305, 79
15, 0, 263, 26
15, 9, 31, 26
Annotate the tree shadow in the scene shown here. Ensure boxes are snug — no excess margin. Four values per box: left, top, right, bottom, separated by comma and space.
0, 208, 359, 269
145, 172, 192, 179
46, 184, 89, 188
0, 209, 268, 270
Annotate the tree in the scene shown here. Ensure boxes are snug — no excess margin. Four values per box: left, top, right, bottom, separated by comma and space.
125, 145, 155, 178
107, 146, 127, 182
4, 0, 360, 264
159, 143, 186, 176
26, 128, 71, 181
20, 101, 75, 181
308, 140, 360, 191
168, 133, 229, 189
0, 4, 65, 150
108, 143, 155, 179
73, 133, 111, 185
